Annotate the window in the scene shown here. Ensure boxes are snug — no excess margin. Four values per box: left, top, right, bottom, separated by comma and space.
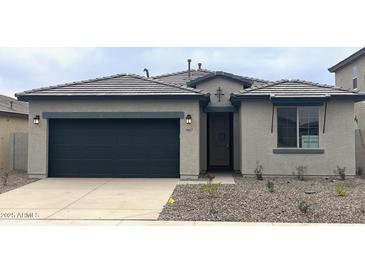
277, 107, 319, 148
352, 66, 358, 89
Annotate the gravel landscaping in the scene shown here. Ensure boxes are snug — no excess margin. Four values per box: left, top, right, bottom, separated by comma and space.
0, 170, 38, 194
159, 175, 365, 223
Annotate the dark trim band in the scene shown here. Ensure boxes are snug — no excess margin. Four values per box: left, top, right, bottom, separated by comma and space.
273, 148, 325, 154
204, 106, 237, 113
42, 112, 185, 119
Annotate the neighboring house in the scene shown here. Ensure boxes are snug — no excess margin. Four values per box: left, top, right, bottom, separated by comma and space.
0, 95, 28, 170
328, 48, 365, 173
15, 64, 364, 179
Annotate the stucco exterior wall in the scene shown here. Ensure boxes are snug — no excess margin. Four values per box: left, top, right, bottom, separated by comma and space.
196, 76, 244, 106
334, 56, 365, 174
240, 100, 356, 176
334, 56, 365, 91
0, 114, 28, 170
28, 99, 200, 179
199, 110, 207, 172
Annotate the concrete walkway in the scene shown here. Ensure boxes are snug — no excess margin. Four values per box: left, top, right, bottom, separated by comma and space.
179, 172, 235, 184
0, 219, 361, 226
0, 178, 177, 220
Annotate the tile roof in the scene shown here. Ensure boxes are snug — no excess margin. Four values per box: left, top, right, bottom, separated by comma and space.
152, 69, 213, 86
16, 73, 205, 99
328, 47, 365, 72
153, 69, 271, 87
0, 95, 28, 116
238, 79, 363, 98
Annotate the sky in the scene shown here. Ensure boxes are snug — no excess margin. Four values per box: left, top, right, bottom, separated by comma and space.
0, 47, 360, 98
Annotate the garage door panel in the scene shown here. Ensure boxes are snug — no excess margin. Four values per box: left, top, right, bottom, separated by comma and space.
50, 145, 116, 159
48, 119, 180, 178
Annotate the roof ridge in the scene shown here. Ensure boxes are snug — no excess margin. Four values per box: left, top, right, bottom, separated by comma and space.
126, 73, 203, 94
242, 79, 287, 92
152, 69, 214, 79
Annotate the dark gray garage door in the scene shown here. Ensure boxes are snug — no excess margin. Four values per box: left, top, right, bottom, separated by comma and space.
48, 119, 180, 178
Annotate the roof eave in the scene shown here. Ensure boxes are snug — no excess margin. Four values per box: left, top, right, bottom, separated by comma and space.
328, 48, 365, 72
16, 94, 209, 102
231, 93, 365, 102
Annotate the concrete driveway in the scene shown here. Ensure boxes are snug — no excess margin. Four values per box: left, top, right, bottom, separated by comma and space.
0, 178, 177, 220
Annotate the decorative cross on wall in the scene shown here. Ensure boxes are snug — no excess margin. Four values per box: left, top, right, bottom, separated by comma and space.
215, 87, 224, 102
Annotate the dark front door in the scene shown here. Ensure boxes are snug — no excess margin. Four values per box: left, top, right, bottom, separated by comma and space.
48, 119, 180, 178
208, 113, 232, 169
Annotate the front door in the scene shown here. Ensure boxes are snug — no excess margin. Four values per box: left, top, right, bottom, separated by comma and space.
208, 113, 232, 169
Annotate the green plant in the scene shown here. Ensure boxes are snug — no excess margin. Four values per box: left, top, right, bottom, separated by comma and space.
266, 181, 274, 193
200, 183, 220, 197
293, 165, 307, 181
335, 185, 347, 196
298, 201, 309, 214
254, 161, 263, 180
334, 166, 346, 180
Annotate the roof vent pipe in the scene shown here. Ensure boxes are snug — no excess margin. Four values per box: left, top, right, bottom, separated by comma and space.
143, 68, 150, 78
198, 63, 202, 70
9, 101, 13, 109
187, 59, 191, 80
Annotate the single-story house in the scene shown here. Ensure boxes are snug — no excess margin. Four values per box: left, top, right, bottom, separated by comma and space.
15, 65, 365, 179
0, 95, 28, 170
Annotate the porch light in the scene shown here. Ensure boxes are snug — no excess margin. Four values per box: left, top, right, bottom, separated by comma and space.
185, 114, 192, 125
33, 115, 40, 125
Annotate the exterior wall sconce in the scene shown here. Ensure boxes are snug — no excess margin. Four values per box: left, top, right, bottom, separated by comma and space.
33, 115, 40, 125
185, 114, 192, 125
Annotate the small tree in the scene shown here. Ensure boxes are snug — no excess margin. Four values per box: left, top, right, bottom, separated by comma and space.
334, 166, 346, 180
298, 200, 309, 214
293, 165, 307, 181
254, 161, 263, 180
266, 181, 274, 193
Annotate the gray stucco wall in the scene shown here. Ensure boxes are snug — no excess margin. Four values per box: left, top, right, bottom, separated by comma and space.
199, 110, 207, 172
240, 100, 356, 176
334, 56, 365, 174
12, 132, 28, 171
28, 99, 200, 179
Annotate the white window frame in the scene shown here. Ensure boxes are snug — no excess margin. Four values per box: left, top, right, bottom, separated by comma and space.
277, 106, 320, 149
352, 66, 358, 89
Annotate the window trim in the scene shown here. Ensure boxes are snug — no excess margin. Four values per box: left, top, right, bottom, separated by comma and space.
277, 106, 320, 149
352, 66, 358, 90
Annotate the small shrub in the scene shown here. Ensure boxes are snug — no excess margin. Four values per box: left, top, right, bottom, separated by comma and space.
357, 167, 363, 177
254, 161, 263, 180
0, 170, 9, 186
334, 166, 346, 180
293, 165, 307, 181
200, 183, 220, 198
298, 201, 309, 214
205, 173, 215, 184
361, 200, 365, 214
266, 181, 274, 193
335, 185, 347, 197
